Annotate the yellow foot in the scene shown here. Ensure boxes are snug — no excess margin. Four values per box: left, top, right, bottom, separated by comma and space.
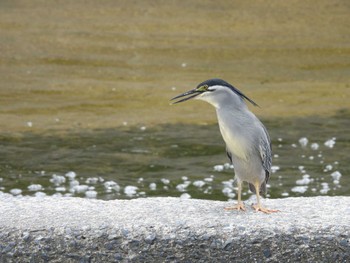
224, 203, 246, 211
252, 204, 279, 214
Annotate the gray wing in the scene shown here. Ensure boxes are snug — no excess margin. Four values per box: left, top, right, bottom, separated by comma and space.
249, 125, 272, 195
259, 124, 272, 183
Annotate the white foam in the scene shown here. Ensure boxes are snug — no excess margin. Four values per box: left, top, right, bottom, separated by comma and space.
27, 184, 43, 191
161, 178, 170, 185
50, 174, 66, 186
65, 171, 77, 180
85, 190, 97, 198
180, 193, 191, 199
213, 165, 224, 172
320, 182, 330, 194
149, 183, 157, 190
124, 186, 138, 197
193, 180, 205, 188
10, 188, 22, 196
324, 138, 336, 148
176, 183, 188, 192
330, 171, 342, 182
271, 166, 280, 173
296, 174, 313, 185
299, 137, 308, 147
86, 177, 99, 184
323, 164, 333, 172
55, 187, 66, 192
34, 192, 46, 197
71, 185, 89, 193
310, 143, 319, 150
104, 181, 120, 192
291, 186, 308, 193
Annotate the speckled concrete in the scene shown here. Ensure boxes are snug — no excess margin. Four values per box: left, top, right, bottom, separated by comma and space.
0, 194, 349, 262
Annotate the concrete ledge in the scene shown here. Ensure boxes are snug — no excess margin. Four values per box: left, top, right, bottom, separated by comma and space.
0, 195, 349, 262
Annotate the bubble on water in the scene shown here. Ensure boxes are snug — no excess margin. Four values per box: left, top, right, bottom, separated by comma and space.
224, 163, 234, 169
138, 178, 144, 183
34, 192, 46, 197
71, 185, 89, 194
10, 188, 22, 196
181, 176, 188, 181
104, 181, 120, 192
320, 183, 330, 194
323, 164, 333, 172
308, 156, 314, 160
324, 137, 336, 148
55, 187, 66, 192
278, 138, 283, 142
85, 190, 97, 198
27, 184, 43, 191
204, 186, 212, 194
69, 180, 79, 188
291, 186, 308, 193
222, 187, 235, 198
291, 143, 297, 148
299, 137, 308, 147
281, 192, 289, 197
296, 174, 313, 185
204, 176, 214, 182
222, 179, 234, 188
161, 178, 170, 185
176, 183, 189, 192
180, 193, 191, 199
298, 166, 305, 173
124, 186, 138, 197
149, 183, 157, 190
65, 171, 76, 180
273, 154, 279, 158
181, 62, 187, 68
330, 171, 342, 183
140, 126, 146, 131
50, 174, 66, 186
171, 86, 177, 91
86, 177, 99, 184
26, 121, 33, 127
193, 180, 205, 188
310, 143, 319, 150
122, 121, 128, 126
213, 165, 224, 172
271, 166, 280, 173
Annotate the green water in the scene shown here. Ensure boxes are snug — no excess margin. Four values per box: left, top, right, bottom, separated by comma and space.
1, 110, 349, 200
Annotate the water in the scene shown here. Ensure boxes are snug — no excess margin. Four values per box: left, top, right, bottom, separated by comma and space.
0, 1, 349, 200
0, 111, 349, 200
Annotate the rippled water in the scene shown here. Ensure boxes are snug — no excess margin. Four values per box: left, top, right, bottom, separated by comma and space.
0, 1, 349, 200
0, 110, 349, 200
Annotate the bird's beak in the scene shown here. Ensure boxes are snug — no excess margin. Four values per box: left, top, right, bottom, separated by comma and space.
170, 88, 202, 104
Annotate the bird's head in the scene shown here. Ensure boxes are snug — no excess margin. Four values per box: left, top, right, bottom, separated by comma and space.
171, 78, 258, 109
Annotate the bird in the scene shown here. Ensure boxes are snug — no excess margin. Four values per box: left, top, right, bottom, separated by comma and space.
171, 78, 278, 213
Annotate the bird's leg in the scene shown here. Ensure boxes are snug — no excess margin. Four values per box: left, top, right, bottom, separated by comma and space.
224, 181, 245, 211
252, 182, 279, 214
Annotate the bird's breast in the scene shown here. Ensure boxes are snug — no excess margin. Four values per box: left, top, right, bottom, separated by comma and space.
219, 123, 249, 161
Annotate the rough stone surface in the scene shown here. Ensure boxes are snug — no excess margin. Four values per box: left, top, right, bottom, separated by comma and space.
0, 194, 349, 262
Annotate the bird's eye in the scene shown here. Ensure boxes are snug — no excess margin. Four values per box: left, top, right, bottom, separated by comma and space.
197, 85, 209, 92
